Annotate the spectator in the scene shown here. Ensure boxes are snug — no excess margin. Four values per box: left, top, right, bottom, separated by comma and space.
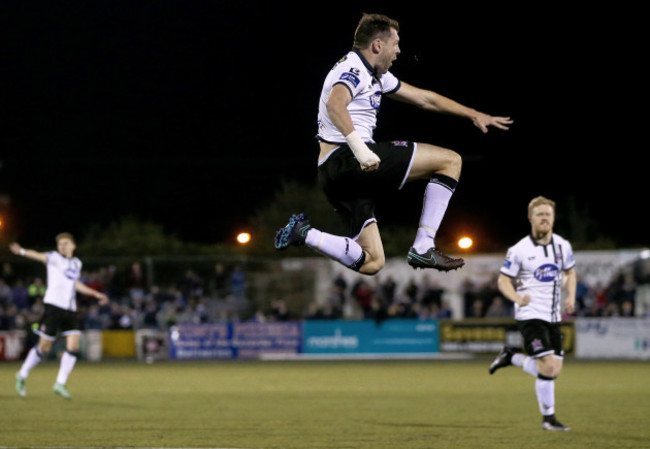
0, 303, 19, 330
141, 299, 160, 328
127, 262, 146, 303
468, 298, 484, 318
420, 275, 444, 308
178, 269, 203, 302
485, 296, 510, 318
0, 278, 12, 306
621, 300, 634, 317
379, 275, 397, 306
437, 300, 453, 319
351, 279, 374, 319
1, 262, 16, 286
323, 285, 344, 318
83, 304, 104, 330
403, 277, 419, 306
270, 299, 290, 321
229, 265, 246, 298
210, 263, 230, 298
27, 277, 46, 306
462, 277, 479, 319
11, 279, 29, 310
574, 275, 592, 314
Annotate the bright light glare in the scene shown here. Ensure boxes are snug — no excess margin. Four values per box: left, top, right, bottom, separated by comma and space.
458, 237, 473, 249
236, 232, 251, 244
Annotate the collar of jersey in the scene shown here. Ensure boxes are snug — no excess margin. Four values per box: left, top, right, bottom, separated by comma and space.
529, 233, 554, 247
351, 47, 378, 78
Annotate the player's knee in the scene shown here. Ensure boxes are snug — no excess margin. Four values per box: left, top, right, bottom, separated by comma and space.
38, 340, 53, 354
427, 149, 461, 179
447, 151, 462, 178
359, 253, 385, 275
538, 361, 561, 378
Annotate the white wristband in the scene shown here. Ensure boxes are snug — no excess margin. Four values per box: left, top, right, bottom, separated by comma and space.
345, 131, 380, 167
20, 249, 26, 256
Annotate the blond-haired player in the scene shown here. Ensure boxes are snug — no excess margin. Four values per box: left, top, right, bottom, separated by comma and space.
489, 196, 576, 431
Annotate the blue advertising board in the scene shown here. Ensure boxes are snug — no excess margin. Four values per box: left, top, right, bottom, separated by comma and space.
303, 319, 439, 354
169, 322, 302, 360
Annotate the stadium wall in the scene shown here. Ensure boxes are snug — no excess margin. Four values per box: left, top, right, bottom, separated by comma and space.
4, 317, 650, 362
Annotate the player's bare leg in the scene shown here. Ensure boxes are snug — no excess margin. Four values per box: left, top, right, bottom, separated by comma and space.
406, 143, 464, 271
355, 222, 385, 275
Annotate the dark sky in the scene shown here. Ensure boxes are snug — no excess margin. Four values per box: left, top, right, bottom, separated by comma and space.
1, 2, 645, 250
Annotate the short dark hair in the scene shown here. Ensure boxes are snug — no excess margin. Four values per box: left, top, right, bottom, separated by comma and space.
353, 13, 399, 49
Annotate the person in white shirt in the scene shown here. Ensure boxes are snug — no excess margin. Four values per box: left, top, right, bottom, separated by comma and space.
10, 233, 108, 399
275, 13, 512, 274
489, 196, 576, 431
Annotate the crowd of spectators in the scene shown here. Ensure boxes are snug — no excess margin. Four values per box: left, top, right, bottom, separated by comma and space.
0, 261, 249, 332
2, 256, 650, 332
305, 257, 650, 321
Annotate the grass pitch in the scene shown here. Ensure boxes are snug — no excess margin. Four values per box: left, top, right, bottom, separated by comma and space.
1, 358, 649, 449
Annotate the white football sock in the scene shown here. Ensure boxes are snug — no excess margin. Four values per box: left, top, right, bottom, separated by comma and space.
305, 228, 365, 270
412, 176, 457, 253
56, 351, 78, 386
19, 347, 43, 379
512, 353, 539, 377
535, 378, 555, 416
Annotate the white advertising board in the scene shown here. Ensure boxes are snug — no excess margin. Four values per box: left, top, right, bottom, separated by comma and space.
575, 318, 650, 359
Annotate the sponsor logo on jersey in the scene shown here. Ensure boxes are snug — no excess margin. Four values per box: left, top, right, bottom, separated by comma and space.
534, 263, 560, 282
64, 267, 79, 281
339, 72, 360, 87
503, 259, 512, 269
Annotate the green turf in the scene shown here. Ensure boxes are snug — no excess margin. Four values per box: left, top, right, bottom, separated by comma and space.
1, 358, 649, 448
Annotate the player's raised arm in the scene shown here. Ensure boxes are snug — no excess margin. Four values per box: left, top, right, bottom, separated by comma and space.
9, 242, 48, 264
388, 81, 513, 133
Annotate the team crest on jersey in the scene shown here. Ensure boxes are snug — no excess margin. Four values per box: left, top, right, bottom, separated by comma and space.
339, 72, 360, 87
370, 91, 382, 109
534, 263, 560, 282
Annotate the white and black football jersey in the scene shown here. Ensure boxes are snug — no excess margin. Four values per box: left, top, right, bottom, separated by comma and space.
317, 48, 401, 144
43, 251, 82, 311
500, 234, 575, 323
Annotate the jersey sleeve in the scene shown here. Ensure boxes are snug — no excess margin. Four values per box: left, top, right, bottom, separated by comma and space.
331, 62, 365, 98
380, 71, 401, 94
562, 241, 576, 271
500, 247, 520, 278
45, 251, 58, 267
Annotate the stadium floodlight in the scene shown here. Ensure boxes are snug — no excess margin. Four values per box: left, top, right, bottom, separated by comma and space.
458, 236, 473, 250
236, 232, 251, 244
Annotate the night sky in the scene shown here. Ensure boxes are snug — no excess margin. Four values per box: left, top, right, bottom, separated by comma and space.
1, 2, 645, 251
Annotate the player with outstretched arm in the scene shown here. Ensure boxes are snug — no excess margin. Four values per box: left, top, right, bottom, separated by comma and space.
11, 233, 109, 399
